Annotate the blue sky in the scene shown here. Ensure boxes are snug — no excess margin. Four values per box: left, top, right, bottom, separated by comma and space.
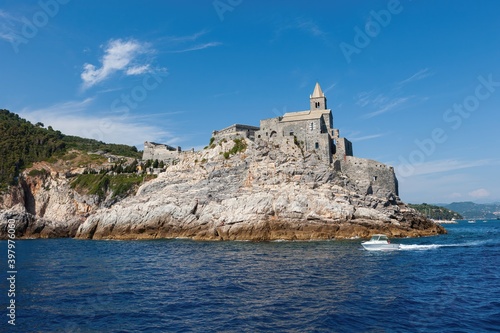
1, 0, 499, 204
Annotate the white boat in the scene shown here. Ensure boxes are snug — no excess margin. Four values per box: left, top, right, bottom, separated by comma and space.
468, 220, 475, 223
361, 234, 400, 251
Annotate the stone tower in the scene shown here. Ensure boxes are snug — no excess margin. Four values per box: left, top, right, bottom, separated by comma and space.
310, 82, 327, 110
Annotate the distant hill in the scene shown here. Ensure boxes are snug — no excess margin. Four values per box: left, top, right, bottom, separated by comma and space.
0, 109, 141, 190
408, 203, 463, 220
441, 202, 500, 219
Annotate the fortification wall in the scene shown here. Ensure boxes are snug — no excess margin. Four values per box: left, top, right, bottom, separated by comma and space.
257, 117, 332, 162
335, 137, 353, 158
213, 124, 259, 141
142, 142, 181, 162
341, 156, 398, 197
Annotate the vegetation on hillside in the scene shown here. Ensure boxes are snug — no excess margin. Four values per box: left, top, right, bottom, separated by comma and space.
443, 202, 500, 219
223, 138, 247, 159
0, 109, 141, 190
70, 174, 156, 200
409, 203, 463, 220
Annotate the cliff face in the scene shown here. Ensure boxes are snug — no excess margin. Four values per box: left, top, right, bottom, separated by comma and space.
0, 162, 103, 239
75, 138, 445, 240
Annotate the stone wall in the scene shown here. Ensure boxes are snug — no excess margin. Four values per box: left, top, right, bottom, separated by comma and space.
257, 116, 333, 163
213, 124, 260, 141
142, 142, 181, 162
340, 156, 398, 197
335, 137, 353, 159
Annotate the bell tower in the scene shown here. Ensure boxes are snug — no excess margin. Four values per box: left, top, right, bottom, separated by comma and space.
310, 82, 327, 110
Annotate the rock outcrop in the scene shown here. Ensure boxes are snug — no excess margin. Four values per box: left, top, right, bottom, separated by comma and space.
75, 138, 445, 240
0, 162, 107, 239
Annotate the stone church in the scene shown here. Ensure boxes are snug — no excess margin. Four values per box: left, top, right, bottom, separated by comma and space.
256, 82, 353, 163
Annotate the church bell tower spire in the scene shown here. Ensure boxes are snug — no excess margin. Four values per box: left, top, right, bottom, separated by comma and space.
310, 82, 327, 110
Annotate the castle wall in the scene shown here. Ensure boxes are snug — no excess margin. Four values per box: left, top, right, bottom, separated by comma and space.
213, 124, 260, 141
257, 117, 333, 162
335, 137, 353, 159
142, 142, 181, 162
340, 156, 398, 197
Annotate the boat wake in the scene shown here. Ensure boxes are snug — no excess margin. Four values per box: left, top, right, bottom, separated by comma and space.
399, 240, 492, 251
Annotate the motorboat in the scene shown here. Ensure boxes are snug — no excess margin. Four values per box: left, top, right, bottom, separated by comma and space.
361, 234, 400, 251
468, 220, 475, 223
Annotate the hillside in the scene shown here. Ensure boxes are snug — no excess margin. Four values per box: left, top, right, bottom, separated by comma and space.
442, 202, 500, 219
0, 109, 141, 190
408, 203, 462, 220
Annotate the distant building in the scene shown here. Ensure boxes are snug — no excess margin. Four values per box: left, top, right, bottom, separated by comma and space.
212, 124, 260, 141
142, 142, 181, 163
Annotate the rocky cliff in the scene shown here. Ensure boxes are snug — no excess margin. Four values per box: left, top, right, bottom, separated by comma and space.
74, 138, 445, 240
0, 161, 109, 239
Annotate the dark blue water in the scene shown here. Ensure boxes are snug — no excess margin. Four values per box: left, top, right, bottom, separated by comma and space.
1, 221, 499, 332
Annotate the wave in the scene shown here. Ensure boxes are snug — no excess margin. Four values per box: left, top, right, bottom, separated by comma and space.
399, 240, 494, 251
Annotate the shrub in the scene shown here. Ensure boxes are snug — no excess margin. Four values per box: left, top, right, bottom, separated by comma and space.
28, 168, 48, 177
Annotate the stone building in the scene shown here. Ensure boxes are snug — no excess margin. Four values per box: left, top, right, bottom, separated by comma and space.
142, 141, 181, 162
256, 83, 353, 163
212, 124, 260, 141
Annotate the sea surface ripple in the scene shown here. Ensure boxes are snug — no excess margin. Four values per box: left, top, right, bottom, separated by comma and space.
1, 221, 499, 332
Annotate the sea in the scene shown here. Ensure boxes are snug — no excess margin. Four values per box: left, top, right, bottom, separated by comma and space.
1, 220, 499, 333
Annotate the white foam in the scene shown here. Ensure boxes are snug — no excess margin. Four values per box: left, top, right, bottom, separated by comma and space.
399, 240, 491, 251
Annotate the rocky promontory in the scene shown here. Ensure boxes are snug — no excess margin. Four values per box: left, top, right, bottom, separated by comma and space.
74, 138, 445, 240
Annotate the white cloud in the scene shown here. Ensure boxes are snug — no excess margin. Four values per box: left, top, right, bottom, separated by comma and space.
397, 68, 433, 86
81, 39, 159, 90
469, 188, 490, 198
125, 65, 151, 75
274, 18, 328, 40
162, 30, 222, 53
349, 132, 387, 142
168, 42, 222, 53
363, 97, 410, 119
355, 90, 410, 119
165, 30, 209, 43
19, 99, 181, 147
448, 192, 463, 199
396, 159, 496, 178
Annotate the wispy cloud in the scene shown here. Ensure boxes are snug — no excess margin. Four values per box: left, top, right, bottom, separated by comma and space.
294, 18, 327, 37
396, 159, 498, 178
397, 68, 433, 86
349, 132, 388, 142
19, 99, 181, 147
20, 98, 95, 116
323, 82, 337, 94
362, 97, 410, 119
167, 42, 222, 54
81, 38, 163, 90
165, 30, 209, 43
274, 17, 328, 41
355, 69, 433, 119
469, 188, 490, 198
355, 90, 411, 119
160, 29, 222, 53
